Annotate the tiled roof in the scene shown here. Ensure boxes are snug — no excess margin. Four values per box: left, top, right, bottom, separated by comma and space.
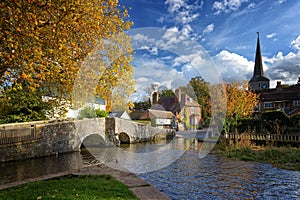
258, 84, 300, 101
147, 109, 174, 119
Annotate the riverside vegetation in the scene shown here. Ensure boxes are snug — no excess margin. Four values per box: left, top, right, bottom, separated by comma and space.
0, 175, 138, 200
214, 138, 300, 171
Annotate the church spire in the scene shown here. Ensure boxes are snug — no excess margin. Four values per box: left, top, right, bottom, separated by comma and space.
253, 32, 264, 76
249, 32, 270, 90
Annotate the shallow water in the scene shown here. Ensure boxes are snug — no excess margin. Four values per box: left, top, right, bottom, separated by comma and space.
0, 134, 299, 199
139, 150, 300, 200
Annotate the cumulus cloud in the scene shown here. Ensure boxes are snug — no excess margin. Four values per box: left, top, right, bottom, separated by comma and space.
203, 23, 215, 34
213, 0, 249, 14
291, 35, 300, 51
213, 50, 254, 82
264, 35, 300, 85
165, 0, 203, 24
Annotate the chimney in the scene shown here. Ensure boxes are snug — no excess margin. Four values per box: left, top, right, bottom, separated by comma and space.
175, 89, 181, 103
152, 92, 159, 105
276, 81, 282, 92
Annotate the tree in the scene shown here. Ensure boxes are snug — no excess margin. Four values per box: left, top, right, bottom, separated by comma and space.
224, 81, 259, 133
188, 76, 211, 120
0, 0, 133, 121
159, 89, 175, 99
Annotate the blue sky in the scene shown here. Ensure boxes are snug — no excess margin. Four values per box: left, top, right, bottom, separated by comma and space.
119, 0, 300, 100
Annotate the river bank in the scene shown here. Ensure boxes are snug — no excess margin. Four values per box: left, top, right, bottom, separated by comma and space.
213, 139, 300, 171
0, 164, 170, 200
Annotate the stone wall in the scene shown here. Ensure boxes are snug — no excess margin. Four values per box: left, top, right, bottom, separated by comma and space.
0, 118, 105, 162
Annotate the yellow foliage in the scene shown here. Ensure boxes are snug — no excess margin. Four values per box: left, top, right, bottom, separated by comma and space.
0, 0, 134, 117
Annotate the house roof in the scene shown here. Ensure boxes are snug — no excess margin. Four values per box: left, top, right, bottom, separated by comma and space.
144, 109, 174, 119
129, 110, 145, 120
258, 84, 300, 101
109, 111, 131, 119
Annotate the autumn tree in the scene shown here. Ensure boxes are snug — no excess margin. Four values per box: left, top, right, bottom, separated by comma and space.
224, 81, 259, 133
0, 0, 134, 121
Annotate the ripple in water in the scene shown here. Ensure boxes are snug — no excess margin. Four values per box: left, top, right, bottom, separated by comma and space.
138, 150, 300, 200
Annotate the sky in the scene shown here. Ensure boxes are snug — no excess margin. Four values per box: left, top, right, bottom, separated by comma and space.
118, 0, 300, 101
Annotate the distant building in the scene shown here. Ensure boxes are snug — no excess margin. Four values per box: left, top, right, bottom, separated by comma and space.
249, 33, 300, 116
151, 89, 202, 130
109, 111, 131, 120
140, 109, 174, 128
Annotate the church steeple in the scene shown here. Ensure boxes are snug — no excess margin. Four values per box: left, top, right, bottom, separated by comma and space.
249, 32, 270, 91
253, 32, 264, 77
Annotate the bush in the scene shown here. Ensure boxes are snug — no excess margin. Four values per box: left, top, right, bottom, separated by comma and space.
290, 114, 300, 128
261, 111, 291, 134
78, 107, 97, 118
237, 118, 263, 133
95, 109, 108, 118
78, 107, 108, 119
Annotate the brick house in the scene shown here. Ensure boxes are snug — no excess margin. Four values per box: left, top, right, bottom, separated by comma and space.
152, 89, 202, 130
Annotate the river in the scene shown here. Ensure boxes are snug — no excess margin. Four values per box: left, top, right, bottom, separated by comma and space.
0, 132, 299, 199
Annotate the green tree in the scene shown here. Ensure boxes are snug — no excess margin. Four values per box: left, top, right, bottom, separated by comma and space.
159, 89, 175, 99
188, 76, 211, 120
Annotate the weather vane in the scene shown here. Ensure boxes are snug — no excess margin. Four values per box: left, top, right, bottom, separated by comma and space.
256, 32, 259, 37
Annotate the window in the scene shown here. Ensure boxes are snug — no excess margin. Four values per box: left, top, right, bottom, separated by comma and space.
190, 107, 194, 114
264, 102, 274, 108
293, 100, 300, 106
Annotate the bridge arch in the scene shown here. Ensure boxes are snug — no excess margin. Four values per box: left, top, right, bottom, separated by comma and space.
118, 132, 130, 144
81, 134, 106, 148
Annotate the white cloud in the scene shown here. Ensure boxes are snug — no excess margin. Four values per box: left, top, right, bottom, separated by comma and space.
213, 50, 254, 82
266, 32, 278, 39
165, 0, 203, 24
275, 0, 287, 5
291, 35, 300, 51
213, 0, 249, 14
203, 23, 215, 34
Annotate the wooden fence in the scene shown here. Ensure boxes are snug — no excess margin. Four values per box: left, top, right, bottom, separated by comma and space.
224, 133, 300, 143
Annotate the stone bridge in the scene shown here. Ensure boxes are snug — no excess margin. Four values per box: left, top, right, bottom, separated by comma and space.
0, 118, 175, 162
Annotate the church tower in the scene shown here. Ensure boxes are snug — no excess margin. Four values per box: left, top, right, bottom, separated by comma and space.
249, 32, 270, 90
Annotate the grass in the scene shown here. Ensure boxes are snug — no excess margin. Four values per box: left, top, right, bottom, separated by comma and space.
214, 140, 300, 171
0, 174, 138, 200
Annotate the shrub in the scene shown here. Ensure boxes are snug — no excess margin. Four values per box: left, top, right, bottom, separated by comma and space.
95, 109, 108, 118
78, 107, 97, 118
261, 111, 291, 134
290, 114, 300, 128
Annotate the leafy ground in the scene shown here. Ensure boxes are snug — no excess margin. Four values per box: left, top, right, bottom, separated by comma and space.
0, 174, 138, 200
214, 141, 300, 171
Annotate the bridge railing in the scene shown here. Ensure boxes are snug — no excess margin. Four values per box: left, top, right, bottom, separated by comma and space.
0, 125, 36, 145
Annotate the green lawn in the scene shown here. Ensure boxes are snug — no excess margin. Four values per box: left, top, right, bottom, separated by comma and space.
0, 175, 138, 200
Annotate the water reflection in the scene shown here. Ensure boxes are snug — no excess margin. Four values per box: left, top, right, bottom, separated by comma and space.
0, 152, 84, 185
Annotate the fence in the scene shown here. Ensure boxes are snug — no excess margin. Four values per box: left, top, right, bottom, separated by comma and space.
224, 133, 300, 143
